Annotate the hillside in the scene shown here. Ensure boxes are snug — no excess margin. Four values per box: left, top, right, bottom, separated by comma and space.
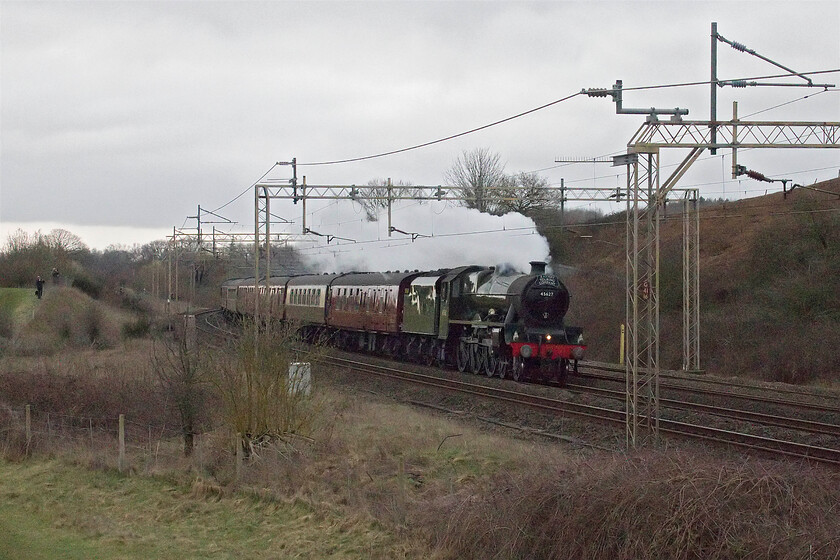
555, 177, 840, 382
0, 288, 36, 339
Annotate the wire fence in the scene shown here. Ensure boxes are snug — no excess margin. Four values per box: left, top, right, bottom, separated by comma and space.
2, 403, 201, 473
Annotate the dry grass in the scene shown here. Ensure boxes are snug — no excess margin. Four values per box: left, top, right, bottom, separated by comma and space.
563, 178, 840, 382
12, 287, 131, 355
433, 449, 840, 559
4, 331, 840, 558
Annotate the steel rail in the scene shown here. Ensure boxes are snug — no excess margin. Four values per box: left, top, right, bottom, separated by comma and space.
565, 382, 840, 438
194, 309, 238, 342
205, 316, 840, 464
321, 353, 840, 466
582, 360, 840, 405
579, 364, 840, 415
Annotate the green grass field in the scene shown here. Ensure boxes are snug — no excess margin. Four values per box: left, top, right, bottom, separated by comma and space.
0, 288, 37, 336
0, 460, 401, 559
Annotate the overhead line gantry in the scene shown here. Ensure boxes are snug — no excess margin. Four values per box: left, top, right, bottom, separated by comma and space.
582, 22, 838, 449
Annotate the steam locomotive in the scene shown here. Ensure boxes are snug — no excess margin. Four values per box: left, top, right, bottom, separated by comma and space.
220, 261, 585, 383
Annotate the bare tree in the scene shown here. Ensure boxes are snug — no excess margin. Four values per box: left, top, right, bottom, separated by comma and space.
494, 171, 559, 216
151, 333, 208, 457
209, 320, 321, 458
46, 229, 88, 254
445, 148, 507, 214
356, 178, 414, 222
139, 239, 168, 262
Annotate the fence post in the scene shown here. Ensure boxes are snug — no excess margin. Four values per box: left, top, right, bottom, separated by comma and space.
118, 414, 126, 473
25, 405, 31, 455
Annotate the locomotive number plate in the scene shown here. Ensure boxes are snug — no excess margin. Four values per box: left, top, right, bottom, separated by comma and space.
539, 291, 554, 297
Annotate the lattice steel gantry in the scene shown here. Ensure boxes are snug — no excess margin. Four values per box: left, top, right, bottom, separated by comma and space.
619, 117, 839, 449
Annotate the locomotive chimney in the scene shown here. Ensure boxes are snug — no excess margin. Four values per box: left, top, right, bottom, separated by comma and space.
529, 261, 546, 275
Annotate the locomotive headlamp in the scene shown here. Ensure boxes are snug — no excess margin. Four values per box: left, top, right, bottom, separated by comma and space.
545, 334, 552, 341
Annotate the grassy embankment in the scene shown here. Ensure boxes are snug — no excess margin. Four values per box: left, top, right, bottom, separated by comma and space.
2, 277, 840, 557
0, 288, 36, 338
0, 286, 134, 356
0, 459, 399, 559
541, 177, 840, 382
3, 339, 840, 558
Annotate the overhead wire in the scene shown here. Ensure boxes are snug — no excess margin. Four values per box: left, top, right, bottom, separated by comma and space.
296, 90, 583, 166
293, 198, 840, 259
199, 68, 838, 237
208, 163, 279, 214
295, 68, 838, 169
741, 88, 833, 119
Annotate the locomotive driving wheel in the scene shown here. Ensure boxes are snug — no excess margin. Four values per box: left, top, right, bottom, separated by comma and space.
484, 347, 497, 377
471, 343, 483, 374
456, 339, 469, 372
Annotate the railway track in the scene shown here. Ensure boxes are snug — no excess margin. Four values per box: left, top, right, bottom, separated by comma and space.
564, 379, 840, 439
320, 353, 840, 466
578, 362, 840, 416
198, 310, 840, 465
194, 308, 237, 341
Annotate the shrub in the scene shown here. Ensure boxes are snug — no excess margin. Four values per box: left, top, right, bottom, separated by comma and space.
0, 403, 27, 460
431, 450, 840, 559
122, 315, 152, 339
208, 321, 322, 455
71, 275, 103, 299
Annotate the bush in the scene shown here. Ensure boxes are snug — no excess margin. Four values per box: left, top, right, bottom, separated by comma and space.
71, 275, 103, 299
0, 403, 27, 460
122, 315, 152, 339
208, 321, 323, 455
432, 450, 840, 559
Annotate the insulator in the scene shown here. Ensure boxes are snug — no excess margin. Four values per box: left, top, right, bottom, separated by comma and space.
731, 41, 747, 52
746, 170, 771, 182
583, 88, 610, 98
730, 80, 747, 88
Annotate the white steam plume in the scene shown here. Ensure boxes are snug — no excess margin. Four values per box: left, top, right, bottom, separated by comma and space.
292, 200, 550, 274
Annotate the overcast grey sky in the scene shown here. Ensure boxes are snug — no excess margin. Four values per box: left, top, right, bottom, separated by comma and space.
1, 1, 838, 268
